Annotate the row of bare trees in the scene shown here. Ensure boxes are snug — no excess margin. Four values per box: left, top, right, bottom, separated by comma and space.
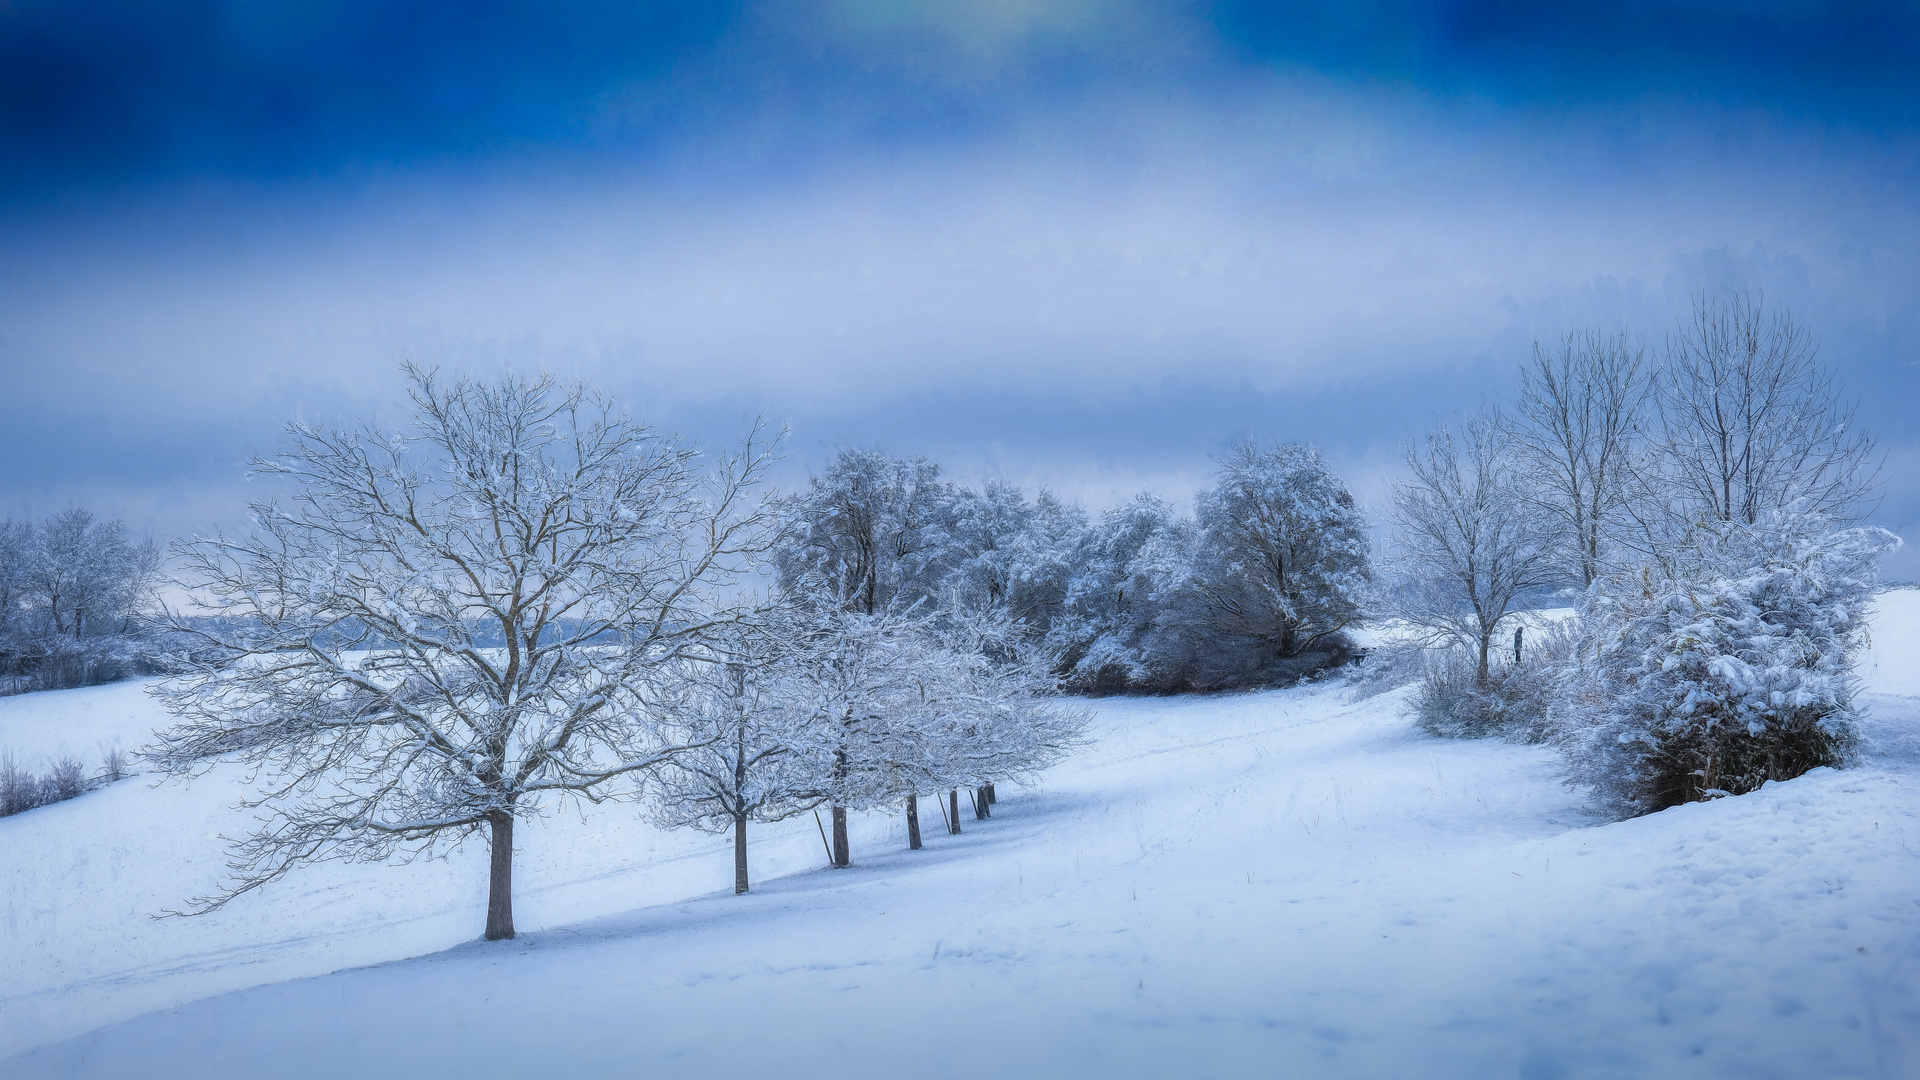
147, 365, 1083, 940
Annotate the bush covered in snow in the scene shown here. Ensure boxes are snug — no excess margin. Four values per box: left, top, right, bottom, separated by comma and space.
1556, 515, 1897, 817
1411, 621, 1575, 743
0, 745, 126, 817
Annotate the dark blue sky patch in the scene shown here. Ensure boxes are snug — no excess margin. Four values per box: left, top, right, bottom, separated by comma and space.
0, 0, 745, 190
1210, 0, 1920, 121
10, 0, 1915, 195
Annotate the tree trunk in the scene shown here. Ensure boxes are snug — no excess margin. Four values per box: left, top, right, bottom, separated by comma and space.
1475, 634, 1493, 690
906, 794, 922, 850
831, 804, 850, 868
948, 789, 962, 834
733, 812, 750, 895
985, 783, 996, 805
484, 810, 515, 941
975, 786, 990, 820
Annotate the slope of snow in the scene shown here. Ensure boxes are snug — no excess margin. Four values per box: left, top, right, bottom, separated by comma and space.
3, 594, 1917, 1078
0, 677, 155, 765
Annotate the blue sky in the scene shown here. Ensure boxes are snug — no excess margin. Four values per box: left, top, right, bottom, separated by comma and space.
2, 1, 1916, 573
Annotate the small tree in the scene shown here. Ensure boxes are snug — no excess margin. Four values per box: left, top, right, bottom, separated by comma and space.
648, 618, 819, 894
774, 591, 935, 867
1388, 415, 1559, 691
1558, 514, 1897, 816
149, 365, 777, 939
918, 602, 1087, 812
763, 585, 1087, 863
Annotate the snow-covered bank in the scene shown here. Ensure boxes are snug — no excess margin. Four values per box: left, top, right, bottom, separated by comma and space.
4, 596, 1918, 1077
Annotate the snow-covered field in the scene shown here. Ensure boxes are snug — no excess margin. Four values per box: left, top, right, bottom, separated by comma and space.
4, 596, 1917, 1078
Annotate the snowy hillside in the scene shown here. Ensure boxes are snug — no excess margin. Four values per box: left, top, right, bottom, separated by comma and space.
4, 595, 1917, 1078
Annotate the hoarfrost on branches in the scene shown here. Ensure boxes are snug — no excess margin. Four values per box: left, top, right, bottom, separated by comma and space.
147, 364, 779, 939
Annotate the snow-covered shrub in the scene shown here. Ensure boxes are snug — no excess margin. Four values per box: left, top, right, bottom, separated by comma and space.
1343, 639, 1421, 701
0, 752, 36, 815
46, 754, 86, 802
1558, 515, 1897, 817
1411, 621, 1573, 743
1410, 647, 1494, 737
0, 751, 99, 816
98, 741, 127, 784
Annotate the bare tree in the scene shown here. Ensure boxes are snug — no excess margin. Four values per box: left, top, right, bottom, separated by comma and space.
1652, 293, 1879, 531
1507, 330, 1649, 588
148, 365, 778, 940
1387, 415, 1560, 688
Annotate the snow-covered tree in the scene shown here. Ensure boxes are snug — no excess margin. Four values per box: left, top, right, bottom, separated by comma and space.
647, 617, 820, 894
776, 450, 954, 616
1187, 440, 1370, 664
1557, 513, 1898, 817
943, 480, 1084, 636
21, 509, 161, 638
920, 601, 1087, 817
1050, 444, 1368, 694
0, 520, 32, 669
766, 581, 1088, 864
1049, 494, 1191, 693
1387, 415, 1559, 689
0, 510, 162, 692
148, 365, 778, 939
774, 590, 940, 866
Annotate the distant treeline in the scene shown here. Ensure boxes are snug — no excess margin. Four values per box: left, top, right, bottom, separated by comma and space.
772, 438, 1371, 695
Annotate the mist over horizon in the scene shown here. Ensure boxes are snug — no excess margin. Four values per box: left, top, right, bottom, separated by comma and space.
3, 0, 1916, 576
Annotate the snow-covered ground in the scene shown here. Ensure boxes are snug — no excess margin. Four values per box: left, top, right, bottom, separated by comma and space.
4, 595, 1917, 1078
